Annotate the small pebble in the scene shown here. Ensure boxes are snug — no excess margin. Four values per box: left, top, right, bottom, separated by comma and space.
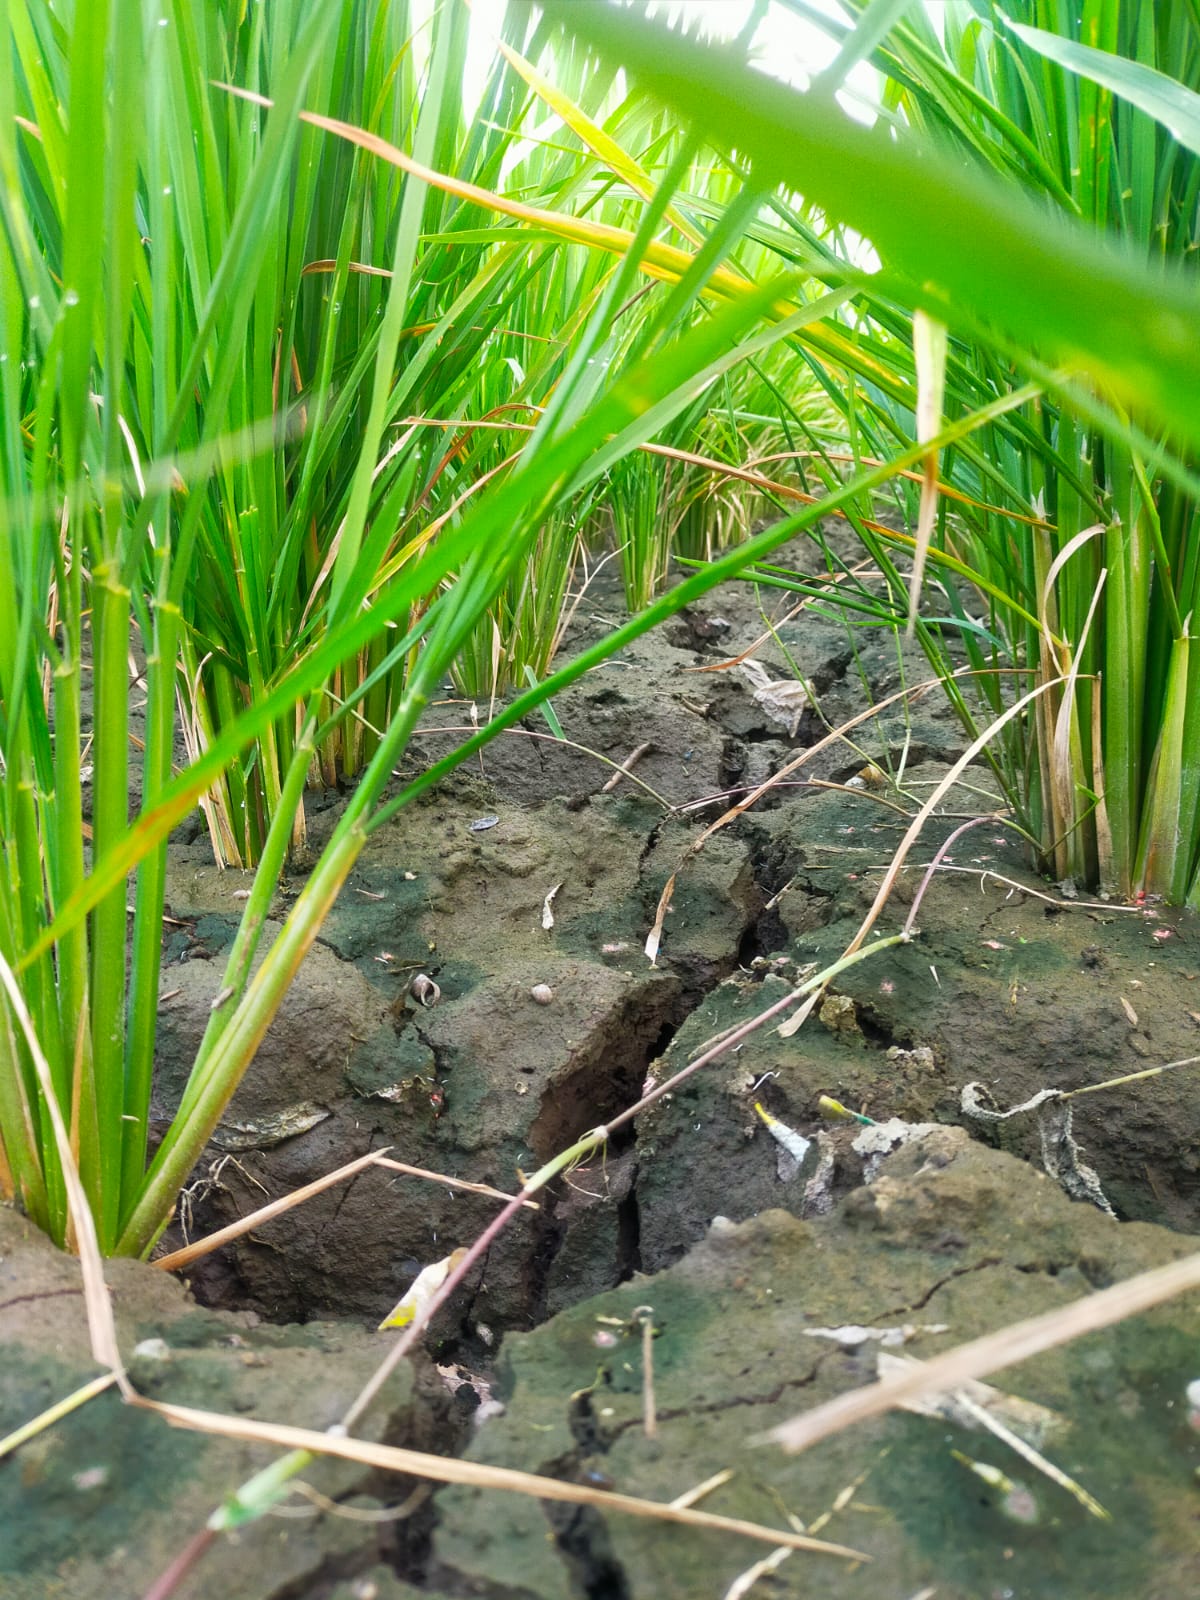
530, 984, 554, 1005
72, 1467, 109, 1492
132, 1337, 171, 1362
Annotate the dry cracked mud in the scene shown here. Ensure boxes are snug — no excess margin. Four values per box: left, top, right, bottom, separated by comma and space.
6, 553, 1200, 1598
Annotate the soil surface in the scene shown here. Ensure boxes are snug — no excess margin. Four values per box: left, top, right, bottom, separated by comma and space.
5, 550, 1200, 1597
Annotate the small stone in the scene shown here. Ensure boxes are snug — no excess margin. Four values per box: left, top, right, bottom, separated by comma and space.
530, 984, 554, 1005
132, 1337, 171, 1361
72, 1466, 109, 1492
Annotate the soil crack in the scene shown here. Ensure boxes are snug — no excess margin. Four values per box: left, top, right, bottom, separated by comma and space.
0, 1286, 84, 1314
568, 1351, 836, 1456
879, 1256, 1004, 1320
544, 1499, 633, 1600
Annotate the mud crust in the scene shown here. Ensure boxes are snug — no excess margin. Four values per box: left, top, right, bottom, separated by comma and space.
6, 555, 1200, 1597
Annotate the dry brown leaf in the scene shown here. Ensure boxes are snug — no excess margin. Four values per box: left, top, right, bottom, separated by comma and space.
645, 871, 676, 965
763, 1248, 1200, 1454
137, 1396, 867, 1561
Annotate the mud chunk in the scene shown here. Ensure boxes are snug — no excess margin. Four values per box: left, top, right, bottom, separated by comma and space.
819, 991, 861, 1035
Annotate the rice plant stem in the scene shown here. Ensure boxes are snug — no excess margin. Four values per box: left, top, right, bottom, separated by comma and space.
121, 591, 183, 1211
115, 814, 370, 1257
167, 716, 318, 1142
88, 558, 133, 1249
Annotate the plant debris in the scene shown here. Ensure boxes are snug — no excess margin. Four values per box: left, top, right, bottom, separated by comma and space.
754, 1101, 812, 1181
736, 659, 808, 738
803, 1323, 950, 1349
961, 1082, 1115, 1216
541, 882, 561, 930
211, 1102, 331, 1153
379, 1248, 468, 1331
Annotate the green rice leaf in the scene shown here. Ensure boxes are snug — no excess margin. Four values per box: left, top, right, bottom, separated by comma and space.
1006, 19, 1200, 158
544, 0, 1200, 447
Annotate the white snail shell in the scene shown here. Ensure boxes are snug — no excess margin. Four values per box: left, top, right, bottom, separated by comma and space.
530, 983, 554, 1005
410, 973, 441, 1007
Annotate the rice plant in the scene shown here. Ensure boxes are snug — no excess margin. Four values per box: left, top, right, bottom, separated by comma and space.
868, 1, 1200, 905
1, 0, 869, 1256
554, 0, 1200, 905
11, 0, 1199, 1268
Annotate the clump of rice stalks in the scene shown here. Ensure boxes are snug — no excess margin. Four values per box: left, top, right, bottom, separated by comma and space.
550, 0, 1200, 906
